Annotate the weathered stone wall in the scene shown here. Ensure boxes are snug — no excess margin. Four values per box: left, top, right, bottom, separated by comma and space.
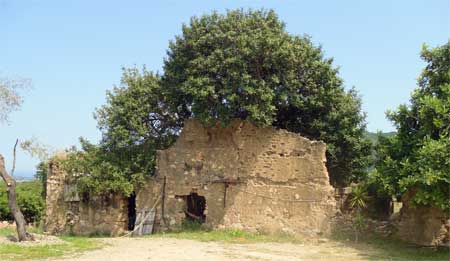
137, 119, 336, 236
395, 191, 449, 246
44, 158, 128, 236
44, 158, 67, 234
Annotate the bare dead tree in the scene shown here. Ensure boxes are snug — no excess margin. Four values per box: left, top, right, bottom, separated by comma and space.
0, 141, 34, 241
0, 75, 35, 241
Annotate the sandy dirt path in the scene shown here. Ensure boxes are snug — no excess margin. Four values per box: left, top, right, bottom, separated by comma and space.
56, 237, 371, 261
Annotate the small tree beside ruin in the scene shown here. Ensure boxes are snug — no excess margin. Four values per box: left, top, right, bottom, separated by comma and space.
0, 76, 34, 241
349, 185, 369, 242
375, 41, 450, 214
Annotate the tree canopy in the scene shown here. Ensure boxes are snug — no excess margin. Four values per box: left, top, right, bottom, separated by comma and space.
162, 9, 371, 186
375, 41, 450, 213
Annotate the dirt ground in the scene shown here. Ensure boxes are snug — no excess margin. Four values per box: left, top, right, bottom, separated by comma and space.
59, 237, 371, 261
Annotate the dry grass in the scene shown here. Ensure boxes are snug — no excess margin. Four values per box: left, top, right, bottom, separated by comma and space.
331, 229, 449, 261
152, 225, 449, 260
150, 229, 303, 244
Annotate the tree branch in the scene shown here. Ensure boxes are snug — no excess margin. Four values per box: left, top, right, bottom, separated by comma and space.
11, 139, 18, 177
0, 153, 13, 186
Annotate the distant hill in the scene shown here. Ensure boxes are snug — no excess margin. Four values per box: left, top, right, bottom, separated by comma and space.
15, 176, 35, 182
11, 171, 36, 181
365, 131, 396, 144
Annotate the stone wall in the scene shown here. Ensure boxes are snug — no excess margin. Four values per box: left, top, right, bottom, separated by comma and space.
44, 157, 67, 234
44, 157, 128, 236
137, 119, 336, 236
395, 190, 449, 246
44, 119, 449, 242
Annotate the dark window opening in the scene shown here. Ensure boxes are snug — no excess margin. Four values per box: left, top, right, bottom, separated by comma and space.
127, 192, 136, 231
176, 192, 206, 223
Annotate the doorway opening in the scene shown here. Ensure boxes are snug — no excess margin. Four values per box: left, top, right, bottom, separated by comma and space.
176, 190, 206, 224
127, 192, 136, 231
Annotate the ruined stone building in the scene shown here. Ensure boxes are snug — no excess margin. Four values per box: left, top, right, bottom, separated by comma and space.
44, 119, 337, 236
137, 119, 336, 236
44, 119, 450, 246
45, 156, 128, 235
394, 190, 449, 247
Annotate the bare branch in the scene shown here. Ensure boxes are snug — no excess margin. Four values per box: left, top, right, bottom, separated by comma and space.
11, 139, 19, 177
0, 75, 32, 124
20, 137, 52, 161
0, 153, 13, 186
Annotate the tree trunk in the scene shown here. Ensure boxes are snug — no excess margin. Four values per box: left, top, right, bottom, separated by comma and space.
0, 154, 33, 241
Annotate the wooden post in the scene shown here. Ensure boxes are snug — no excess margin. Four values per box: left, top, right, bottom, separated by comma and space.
161, 176, 167, 226
223, 183, 228, 208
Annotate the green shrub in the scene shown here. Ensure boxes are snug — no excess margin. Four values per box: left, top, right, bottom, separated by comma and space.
0, 181, 45, 223
364, 171, 393, 219
374, 42, 450, 214
180, 219, 204, 231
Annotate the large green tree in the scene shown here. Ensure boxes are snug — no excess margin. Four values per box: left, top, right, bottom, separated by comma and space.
65, 9, 371, 193
375, 41, 450, 213
162, 9, 371, 186
94, 68, 181, 178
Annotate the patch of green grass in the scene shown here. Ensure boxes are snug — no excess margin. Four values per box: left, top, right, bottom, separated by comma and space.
150, 228, 303, 244
153, 226, 448, 260
0, 237, 101, 261
0, 226, 15, 236
0, 227, 102, 261
331, 229, 449, 261
0, 226, 42, 237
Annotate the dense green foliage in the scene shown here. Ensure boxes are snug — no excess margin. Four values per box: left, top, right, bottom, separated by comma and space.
62, 70, 180, 196
162, 9, 371, 186
35, 161, 48, 198
0, 181, 45, 223
63, 9, 371, 194
63, 138, 145, 196
95, 69, 180, 183
375, 41, 450, 212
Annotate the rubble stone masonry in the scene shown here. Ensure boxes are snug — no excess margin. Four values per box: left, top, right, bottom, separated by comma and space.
137, 119, 337, 236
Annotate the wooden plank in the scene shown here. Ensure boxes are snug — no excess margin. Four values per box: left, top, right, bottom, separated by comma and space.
133, 209, 156, 236
133, 210, 143, 236
63, 183, 80, 202
142, 209, 156, 235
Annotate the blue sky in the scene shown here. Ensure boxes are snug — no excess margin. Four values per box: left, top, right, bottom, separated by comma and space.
1, 0, 449, 176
